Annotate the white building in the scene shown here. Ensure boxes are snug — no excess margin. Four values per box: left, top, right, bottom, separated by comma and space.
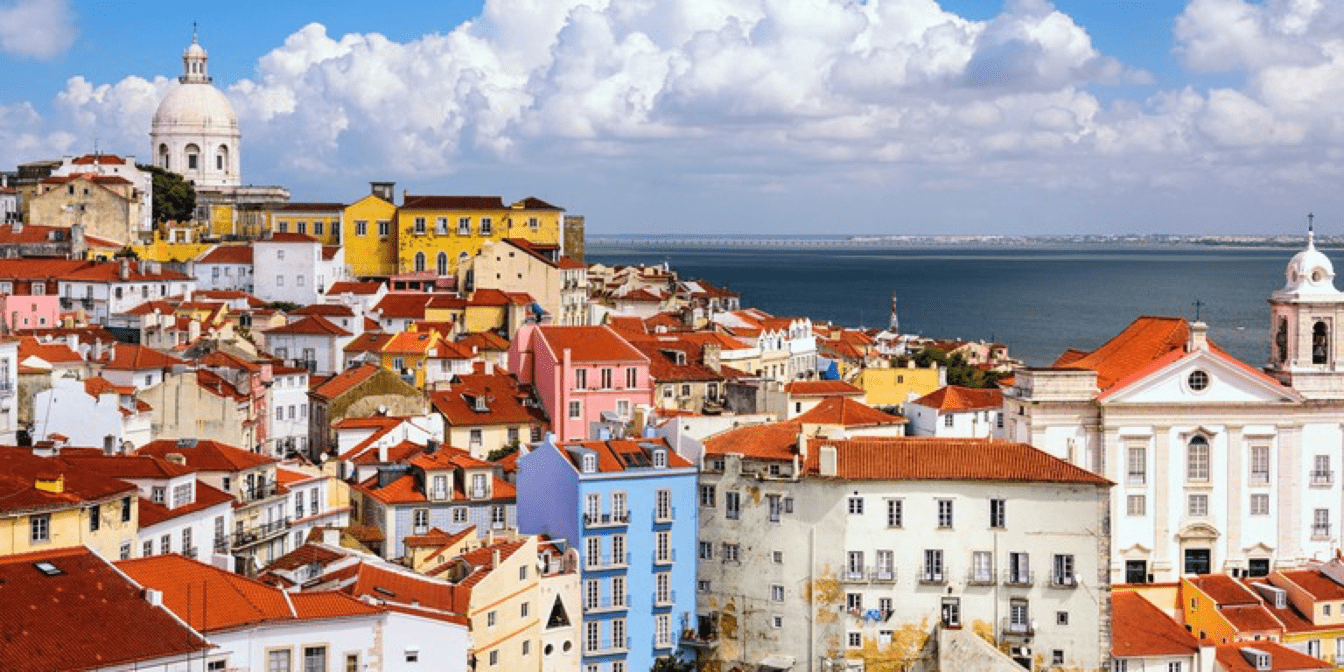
0, 338, 17, 443
262, 315, 354, 376
33, 375, 153, 451
194, 244, 253, 292
904, 385, 1004, 438
149, 33, 240, 189
58, 258, 195, 325
277, 463, 350, 550
253, 232, 328, 305
692, 428, 1112, 672
1006, 232, 1344, 584
268, 365, 311, 456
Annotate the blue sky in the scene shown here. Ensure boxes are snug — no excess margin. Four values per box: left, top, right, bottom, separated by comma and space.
2, 0, 1341, 236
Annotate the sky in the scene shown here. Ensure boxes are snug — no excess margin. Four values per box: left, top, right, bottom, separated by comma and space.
1, 0, 1341, 236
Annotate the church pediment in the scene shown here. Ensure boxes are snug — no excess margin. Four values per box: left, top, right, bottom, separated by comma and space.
1118, 543, 1152, 558
1242, 541, 1276, 554
1178, 522, 1221, 540
1100, 348, 1301, 406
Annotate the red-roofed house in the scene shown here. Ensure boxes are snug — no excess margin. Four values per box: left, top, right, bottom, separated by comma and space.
195, 243, 254, 292
254, 232, 346, 306
0, 449, 140, 560
466, 237, 589, 326
689, 430, 1112, 671
1112, 591, 1201, 670
905, 385, 1004, 438
429, 370, 548, 459
58, 258, 195, 324
713, 309, 818, 383
119, 553, 471, 671
262, 314, 354, 375
0, 547, 213, 671
509, 324, 653, 441
308, 364, 426, 460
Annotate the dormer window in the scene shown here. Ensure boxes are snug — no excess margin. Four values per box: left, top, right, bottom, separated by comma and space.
474, 395, 488, 412
582, 453, 597, 474
653, 449, 667, 469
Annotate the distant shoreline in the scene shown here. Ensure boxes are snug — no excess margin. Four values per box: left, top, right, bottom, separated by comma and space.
587, 235, 1325, 251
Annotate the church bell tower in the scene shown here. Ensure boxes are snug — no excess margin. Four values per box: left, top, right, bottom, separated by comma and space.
1266, 214, 1344, 399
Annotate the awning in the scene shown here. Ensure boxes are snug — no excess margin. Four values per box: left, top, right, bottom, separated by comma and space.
758, 654, 796, 671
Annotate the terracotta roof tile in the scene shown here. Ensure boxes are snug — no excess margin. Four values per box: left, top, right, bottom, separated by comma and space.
329, 280, 385, 295
136, 439, 275, 473
137, 481, 234, 528
0, 451, 138, 514
1112, 592, 1199, 658
374, 293, 434, 320
794, 396, 906, 427
99, 344, 183, 370
1215, 642, 1329, 671
264, 314, 352, 337
912, 386, 1003, 412
197, 245, 253, 264
309, 364, 381, 400
537, 325, 647, 363
458, 331, 509, 351
1277, 569, 1344, 601
0, 547, 211, 671
703, 421, 802, 461
1054, 316, 1188, 391
558, 437, 694, 473
18, 337, 83, 364
430, 372, 545, 427
801, 437, 1112, 485
784, 380, 865, 397
1189, 574, 1262, 606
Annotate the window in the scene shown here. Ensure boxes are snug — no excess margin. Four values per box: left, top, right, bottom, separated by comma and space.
585, 622, 599, 652
725, 491, 741, 520
1250, 445, 1269, 483
656, 572, 671, 603
144, 540, 153, 557
971, 551, 994, 583
1052, 554, 1076, 586
481, 217, 493, 235
773, 550, 784, 564
30, 514, 49, 542
722, 543, 740, 563
846, 592, 862, 611
1314, 508, 1331, 538
488, 650, 498, 666
989, 499, 1005, 528
1127, 494, 1146, 516
377, 220, 390, 237
488, 611, 497, 627
626, 368, 637, 388
1251, 493, 1270, 515
268, 650, 292, 672
574, 368, 587, 389
848, 497, 864, 515
586, 537, 600, 568
1168, 663, 1182, 672
655, 530, 671, 563
699, 484, 716, 507
1052, 650, 1065, 666
941, 597, 961, 627
413, 508, 429, 534
1008, 552, 1031, 584
875, 549, 895, 580
1314, 454, 1333, 485
172, 483, 192, 508
1127, 445, 1146, 483
887, 499, 903, 527
698, 579, 710, 592
848, 632, 862, 648
943, 414, 954, 428
1187, 436, 1210, 481
656, 489, 672, 521
846, 551, 864, 580
355, 220, 368, 236
152, 486, 166, 504
1009, 599, 1030, 633
414, 217, 426, 234
937, 499, 954, 528
1187, 370, 1209, 391
601, 369, 613, 390
923, 549, 944, 582
452, 507, 468, 523
457, 217, 471, 235
522, 640, 531, 656
568, 401, 581, 419
771, 584, 785, 602
699, 541, 713, 559
1188, 494, 1208, 517
161, 535, 171, 555
89, 504, 100, 531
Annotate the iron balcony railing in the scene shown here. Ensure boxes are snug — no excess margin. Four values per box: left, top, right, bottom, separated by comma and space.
652, 548, 676, 565
582, 595, 629, 613
966, 569, 997, 586
1002, 618, 1034, 637
232, 517, 290, 548
652, 590, 676, 607
1003, 570, 1035, 587
919, 566, 947, 585
583, 511, 630, 528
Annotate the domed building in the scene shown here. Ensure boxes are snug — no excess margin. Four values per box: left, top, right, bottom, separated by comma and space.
148, 31, 286, 238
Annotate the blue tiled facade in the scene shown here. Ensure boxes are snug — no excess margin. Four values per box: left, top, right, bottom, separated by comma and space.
519, 436, 698, 672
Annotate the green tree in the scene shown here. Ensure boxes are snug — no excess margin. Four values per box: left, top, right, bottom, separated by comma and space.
486, 442, 520, 462
909, 347, 1004, 389
649, 655, 695, 672
138, 164, 196, 223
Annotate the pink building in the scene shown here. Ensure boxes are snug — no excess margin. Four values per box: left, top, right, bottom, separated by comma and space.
0, 294, 61, 330
509, 324, 652, 441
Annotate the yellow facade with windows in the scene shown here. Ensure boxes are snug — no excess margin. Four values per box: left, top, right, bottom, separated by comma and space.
395, 198, 565, 276
0, 492, 138, 560
342, 194, 399, 277
854, 362, 944, 408
380, 330, 443, 389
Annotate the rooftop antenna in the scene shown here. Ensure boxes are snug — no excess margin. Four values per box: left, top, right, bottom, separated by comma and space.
1309, 212, 1316, 248
1193, 299, 1204, 323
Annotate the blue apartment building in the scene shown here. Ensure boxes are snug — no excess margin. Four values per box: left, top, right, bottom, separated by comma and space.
519, 435, 698, 672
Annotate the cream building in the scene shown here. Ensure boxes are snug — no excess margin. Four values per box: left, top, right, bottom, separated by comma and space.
1006, 231, 1344, 584
691, 429, 1111, 672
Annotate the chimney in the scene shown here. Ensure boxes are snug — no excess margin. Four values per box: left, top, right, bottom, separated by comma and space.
492, 548, 501, 569
165, 453, 186, 465
819, 444, 837, 477
1188, 321, 1209, 352
378, 440, 389, 464
702, 343, 721, 373
144, 588, 163, 607
426, 438, 439, 455
102, 434, 116, 455
118, 257, 129, 281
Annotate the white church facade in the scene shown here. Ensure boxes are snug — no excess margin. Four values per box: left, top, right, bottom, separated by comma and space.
1006, 228, 1344, 584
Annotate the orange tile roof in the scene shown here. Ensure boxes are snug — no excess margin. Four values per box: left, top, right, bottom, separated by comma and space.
119, 554, 380, 633
794, 396, 906, 427
328, 280, 384, 295
100, 343, 183, 370
264, 314, 352, 337
1112, 592, 1199, 658
409, 446, 493, 471
309, 363, 381, 400
631, 339, 724, 383
1190, 574, 1263, 606
703, 421, 802, 461
1215, 642, 1329, 671
61, 260, 191, 282
558, 437, 694, 473
1053, 316, 1188, 390
263, 541, 348, 572
458, 331, 509, 352
374, 293, 435, 319
1274, 570, 1344, 601
384, 330, 438, 354
136, 438, 275, 472
0, 451, 138, 514
430, 372, 546, 427
0, 258, 91, 280
342, 438, 426, 465
345, 331, 395, 353
354, 471, 515, 505
71, 153, 127, 164
1219, 604, 1286, 633
0, 547, 211, 671
911, 385, 1003, 412
802, 437, 1111, 485
538, 325, 647, 363
16, 337, 84, 366
54, 453, 196, 479
454, 538, 530, 590
783, 380, 865, 397
291, 303, 355, 318
404, 526, 471, 548
197, 245, 252, 264
342, 561, 467, 615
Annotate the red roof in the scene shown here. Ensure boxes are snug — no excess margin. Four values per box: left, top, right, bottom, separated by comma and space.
0, 450, 138, 514
341, 560, 467, 616
537, 325, 647, 364
430, 372, 546, 427
784, 380, 865, 397
70, 153, 127, 165
100, 343, 183, 370
137, 481, 235, 527
135, 438, 275, 473
54, 453, 196, 479
1276, 569, 1344, 601
61, 260, 191, 283
119, 554, 380, 633
264, 314, 352, 337
1215, 642, 1329, 671
292, 303, 355, 318
558, 437, 694, 473
0, 547, 211, 671
374, 293, 434, 320
328, 280, 385, 295
1112, 592, 1199, 658
17, 337, 82, 364
794, 396, 906, 427
458, 330, 509, 352
402, 195, 506, 211
309, 363, 381, 400
800, 437, 1111, 485
912, 385, 1003, 412
0, 258, 91, 280
703, 421, 802, 461
197, 245, 253, 264
355, 470, 515, 505
1188, 574, 1263, 606
1053, 316, 1188, 391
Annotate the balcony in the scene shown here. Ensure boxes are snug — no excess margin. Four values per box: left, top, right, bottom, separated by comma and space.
918, 566, 947, 585
1049, 573, 1079, 589
652, 507, 676, 524
1313, 524, 1332, 540
870, 567, 897, 583
652, 590, 676, 608
183, 546, 199, 559
1003, 570, 1035, 587
652, 634, 676, 650
584, 511, 630, 528
1001, 618, 1034, 638
583, 595, 629, 613
680, 616, 720, 650
585, 553, 631, 570
966, 569, 997, 586
240, 481, 279, 503
841, 568, 868, 584
232, 517, 290, 548
652, 549, 676, 565
1312, 470, 1334, 487
585, 637, 630, 656
214, 537, 230, 554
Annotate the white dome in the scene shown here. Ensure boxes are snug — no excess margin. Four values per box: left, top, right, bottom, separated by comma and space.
1277, 235, 1342, 299
152, 83, 237, 131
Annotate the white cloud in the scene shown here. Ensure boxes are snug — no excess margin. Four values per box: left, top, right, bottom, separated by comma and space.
0, 0, 76, 60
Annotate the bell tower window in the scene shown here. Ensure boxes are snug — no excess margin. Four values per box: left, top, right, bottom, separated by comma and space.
1277, 318, 1288, 363
1314, 321, 1329, 364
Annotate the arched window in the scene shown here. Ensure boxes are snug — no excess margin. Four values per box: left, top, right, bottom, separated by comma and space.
414, 251, 426, 272
1277, 318, 1288, 363
1314, 321, 1329, 364
185, 143, 200, 171
458, 251, 469, 268
1187, 436, 1210, 482
216, 145, 229, 173
158, 144, 170, 170
436, 251, 448, 276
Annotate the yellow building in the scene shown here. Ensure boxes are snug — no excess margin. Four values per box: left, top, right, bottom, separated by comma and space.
448, 536, 543, 672
381, 329, 442, 389
854, 361, 944, 408
395, 195, 564, 276
342, 189, 399, 277
0, 456, 139, 560
269, 202, 344, 245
